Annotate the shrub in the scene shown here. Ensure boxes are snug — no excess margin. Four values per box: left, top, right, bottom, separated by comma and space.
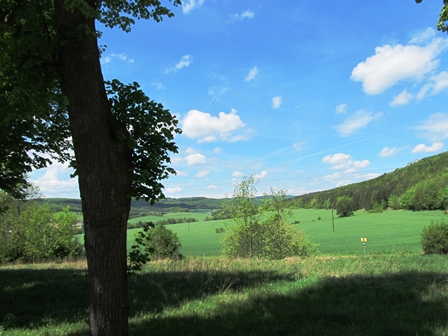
336, 196, 355, 217
215, 227, 225, 233
421, 221, 448, 254
128, 222, 182, 275
317, 216, 321, 221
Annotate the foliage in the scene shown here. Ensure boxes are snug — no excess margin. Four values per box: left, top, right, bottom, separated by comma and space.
421, 220, 448, 255
291, 152, 448, 212
336, 196, 355, 217
128, 222, 182, 274
0, 200, 83, 263
215, 227, 225, 233
222, 176, 319, 259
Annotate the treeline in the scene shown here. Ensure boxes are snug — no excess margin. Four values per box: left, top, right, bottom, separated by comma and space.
292, 152, 448, 212
128, 217, 198, 229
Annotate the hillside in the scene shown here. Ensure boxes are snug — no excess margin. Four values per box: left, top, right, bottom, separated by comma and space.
292, 151, 448, 211
35, 196, 223, 218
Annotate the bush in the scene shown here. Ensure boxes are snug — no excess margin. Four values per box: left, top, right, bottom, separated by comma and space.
128, 222, 182, 274
421, 221, 448, 254
221, 176, 319, 260
336, 196, 355, 217
215, 227, 225, 233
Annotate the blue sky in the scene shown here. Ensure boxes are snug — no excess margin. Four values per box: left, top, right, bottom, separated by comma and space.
31, 0, 448, 199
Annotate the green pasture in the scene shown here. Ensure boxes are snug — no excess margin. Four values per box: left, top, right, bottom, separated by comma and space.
127, 211, 210, 224
126, 209, 447, 257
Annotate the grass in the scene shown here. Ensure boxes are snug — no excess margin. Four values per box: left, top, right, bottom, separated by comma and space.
125, 209, 447, 257
17, 209, 447, 334
2, 254, 448, 335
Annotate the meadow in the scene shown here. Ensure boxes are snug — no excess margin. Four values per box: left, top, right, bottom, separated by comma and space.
126, 208, 447, 257
2, 209, 448, 335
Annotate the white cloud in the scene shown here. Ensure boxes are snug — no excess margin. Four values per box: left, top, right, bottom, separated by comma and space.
182, 0, 204, 14
323, 153, 370, 172
207, 185, 218, 190
32, 162, 79, 198
322, 153, 351, 165
182, 109, 246, 142
293, 142, 304, 151
336, 180, 352, 187
245, 66, 259, 82
415, 112, 448, 141
232, 171, 244, 177
176, 171, 188, 176
409, 28, 436, 44
335, 104, 347, 114
254, 170, 268, 179
101, 53, 134, 65
213, 147, 222, 154
390, 90, 413, 106
334, 110, 381, 137
418, 71, 448, 99
272, 96, 283, 109
351, 32, 447, 94
152, 82, 165, 90
379, 146, 398, 157
185, 153, 207, 166
412, 142, 444, 153
196, 169, 210, 177
165, 55, 192, 73
231, 9, 254, 21
166, 187, 182, 194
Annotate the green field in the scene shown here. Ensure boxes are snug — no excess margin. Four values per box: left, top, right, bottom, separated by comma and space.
125, 209, 447, 257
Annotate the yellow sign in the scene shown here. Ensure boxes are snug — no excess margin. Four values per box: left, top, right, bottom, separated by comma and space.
360, 238, 367, 242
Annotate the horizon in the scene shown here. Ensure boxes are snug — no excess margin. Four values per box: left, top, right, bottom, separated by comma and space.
29, 1, 448, 199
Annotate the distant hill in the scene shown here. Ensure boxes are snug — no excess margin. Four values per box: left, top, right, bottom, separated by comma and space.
291, 151, 448, 212
35, 196, 224, 219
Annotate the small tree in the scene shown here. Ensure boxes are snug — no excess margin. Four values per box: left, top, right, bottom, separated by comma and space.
421, 221, 448, 254
128, 222, 182, 274
336, 196, 355, 217
222, 176, 319, 259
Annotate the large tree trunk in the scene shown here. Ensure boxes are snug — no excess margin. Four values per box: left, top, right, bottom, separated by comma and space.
54, 1, 132, 335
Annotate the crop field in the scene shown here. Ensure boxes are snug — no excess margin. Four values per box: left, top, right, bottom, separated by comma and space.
126, 209, 447, 257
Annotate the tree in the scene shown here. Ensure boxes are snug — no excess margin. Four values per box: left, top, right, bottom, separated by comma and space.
222, 176, 319, 259
335, 196, 355, 217
421, 221, 448, 254
1, 1, 181, 334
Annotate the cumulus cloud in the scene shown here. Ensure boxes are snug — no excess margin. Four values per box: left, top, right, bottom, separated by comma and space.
414, 113, 448, 141
185, 153, 207, 166
272, 96, 283, 109
32, 163, 79, 198
213, 147, 222, 154
182, 109, 246, 142
245, 66, 259, 82
334, 110, 381, 137
165, 55, 192, 73
207, 185, 217, 190
232, 171, 244, 177
379, 146, 398, 157
231, 9, 254, 21
335, 104, 347, 114
196, 169, 210, 177
182, 0, 204, 14
351, 30, 448, 95
390, 90, 413, 106
166, 187, 182, 194
254, 170, 268, 179
176, 171, 188, 176
322, 153, 370, 173
412, 142, 444, 153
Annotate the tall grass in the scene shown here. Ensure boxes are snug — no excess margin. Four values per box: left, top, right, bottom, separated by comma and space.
2, 254, 448, 335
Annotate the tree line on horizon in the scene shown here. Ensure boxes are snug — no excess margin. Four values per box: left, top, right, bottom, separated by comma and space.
291, 152, 448, 212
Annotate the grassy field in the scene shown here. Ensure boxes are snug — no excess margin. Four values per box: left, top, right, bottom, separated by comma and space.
2, 254, 448, 335
8, 209, 445, 334
125, 209, 447, 257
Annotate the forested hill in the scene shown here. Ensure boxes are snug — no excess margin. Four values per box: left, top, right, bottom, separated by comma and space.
291, 151, 448, 211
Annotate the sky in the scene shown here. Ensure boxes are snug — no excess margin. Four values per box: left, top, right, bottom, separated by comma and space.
30, 0, 448, 199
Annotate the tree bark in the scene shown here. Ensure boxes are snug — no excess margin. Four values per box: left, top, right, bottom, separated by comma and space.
54, 1, 132, 334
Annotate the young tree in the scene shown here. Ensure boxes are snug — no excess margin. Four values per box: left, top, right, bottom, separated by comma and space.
1, 1, 181, 334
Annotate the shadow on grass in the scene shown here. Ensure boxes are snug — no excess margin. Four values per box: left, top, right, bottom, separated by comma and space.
2, 267, 448, 335
0, 267, 295, 334
130, 271, 448, 336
